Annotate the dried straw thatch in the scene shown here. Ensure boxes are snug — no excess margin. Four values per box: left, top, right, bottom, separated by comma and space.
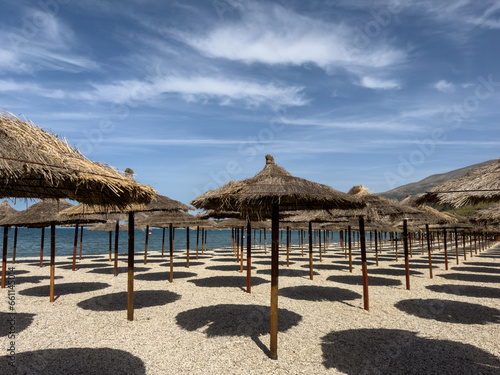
415, 159, 500, 207
2, 199, 104, 227
0, 200, 17, 223
87, 220, 145, 232
139, 210, 203, 228
0, 111, 155, 208
191, 155, 364, 218
470, 203, 500, 224
400, 195, 458, 224
60, 194, 192, 216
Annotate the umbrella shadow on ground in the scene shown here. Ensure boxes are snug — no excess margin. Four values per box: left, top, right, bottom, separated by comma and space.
134, 271, 197, 281
256, 268, 320, 278
0, 347, 146, 375
300, 263, 349, 271
59, 263, 109, 270
395, 299, 500, 324
335, 260, 376, 267
65, 256, 103, 260
437, 273, 500, 283
14, 275, 63, 286
253, 260, 295, 266
188, 276, 269, 291
160, 261, 205, 267
4, 269, 30, 275
327, 275, 402, 287
426, 284, 500, 299
279, 285, 361, 303
321, 328, 500, 374
466, 262, 499, 267
364, 268, 424, 276
77, 290, 181, 311
86, 267, 150, 275
390, 263, 436, 269
451, 266, 500, 274
19, 282, 111, 300
0, 312, 36, 338
201, 257, 230, 262
176, 304, 302, 357
205, 265, 256, 272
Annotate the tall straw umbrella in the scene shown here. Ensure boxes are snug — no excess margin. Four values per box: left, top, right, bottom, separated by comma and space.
61, 193, 192, 321
0, 199, 104, 296
0, 111, 155, 208
415, 159, 500, 207
140, 210, 205, 278
191, 155, 364, 359
0, 201, 17, 286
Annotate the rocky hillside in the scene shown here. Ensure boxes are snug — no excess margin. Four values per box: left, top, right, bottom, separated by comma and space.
377, 159, 498, 201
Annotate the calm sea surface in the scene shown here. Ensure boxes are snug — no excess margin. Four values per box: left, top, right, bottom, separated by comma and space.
1, 227, 341, 258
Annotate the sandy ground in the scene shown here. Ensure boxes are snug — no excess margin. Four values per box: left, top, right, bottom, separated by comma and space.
1, 237, 499, 374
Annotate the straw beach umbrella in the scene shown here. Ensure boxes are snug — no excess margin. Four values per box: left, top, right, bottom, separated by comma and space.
191, 155, 364, 359
61, 193, 192, 321
0, 111, 155, 208
1, 199, 104, 295
0, 201, 17, 286
415, 158, 500, 207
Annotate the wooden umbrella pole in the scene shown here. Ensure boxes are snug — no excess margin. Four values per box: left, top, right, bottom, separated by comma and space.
308, 221, 313, 280
426, 224, 433, 279
348, 225, 352, 273
403, 220, 410, 290
269, 199, 279, 360
469, 231, 473, 257
169, 223, 174, 283
409, 231, 413, 257
114, 222, 119, 277
144, 225, 149, 264
474, 232, 478, 255
443, 228, 448, 271
186, 227, 190, 268
240, 226, 244, 273
202, 228, 205, 254
72, 224, 78, 271
236, 228, 239, 262
301, 230, 304, 256
12, 227, 18, 263
161, 227, 165, 258
259, 230, 262, 251
196, 226, 199, 259
127, 212, 135, 321
40, 227, 45, 267
1, 226, 8, 288
318, 228, 322, 262
49, 222, 56, 302
374, 229, 379, 266
109, 231, 113, 262
454, 227, 459, 265
203, 229, 207, 253
359, 216, 369, 311
286, 226, 290, 267
246, 218, 252, 293
264, 228, 267, 254
79, 225, 83, 260
462, 231, 467, 261
395, 233, 398, 262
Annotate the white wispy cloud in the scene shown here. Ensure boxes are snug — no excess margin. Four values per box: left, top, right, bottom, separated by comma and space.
180, 2, 406, 73
80, 75, 307, 108
0, 79, 66, 99
359, 76, 401, 90
280, 117, 421, 132
0, 8, 98, 73
434, 80, 455, 93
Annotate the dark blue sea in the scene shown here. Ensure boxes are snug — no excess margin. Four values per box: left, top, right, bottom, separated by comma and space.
1, 227, 341, 258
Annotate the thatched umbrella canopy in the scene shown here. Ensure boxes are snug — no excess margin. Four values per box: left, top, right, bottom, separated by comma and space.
415, 159, 500, 207
61, 193, 192, 321
0, 200, 17, 222
470, 203, 500, 224
0, 111, 155, 208
400, 196, 458, 225
87, 221, 145, 232
191, 154, 364, 359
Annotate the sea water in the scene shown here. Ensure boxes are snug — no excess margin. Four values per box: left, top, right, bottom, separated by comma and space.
1, 227, 341, 258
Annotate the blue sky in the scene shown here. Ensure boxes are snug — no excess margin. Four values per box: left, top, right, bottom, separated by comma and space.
2, 0, 500, 210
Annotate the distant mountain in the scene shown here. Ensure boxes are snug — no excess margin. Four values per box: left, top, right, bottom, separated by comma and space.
377, 159, 499, 201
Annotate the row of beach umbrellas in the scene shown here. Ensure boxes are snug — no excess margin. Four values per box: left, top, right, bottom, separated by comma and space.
1, 110, 499, 359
